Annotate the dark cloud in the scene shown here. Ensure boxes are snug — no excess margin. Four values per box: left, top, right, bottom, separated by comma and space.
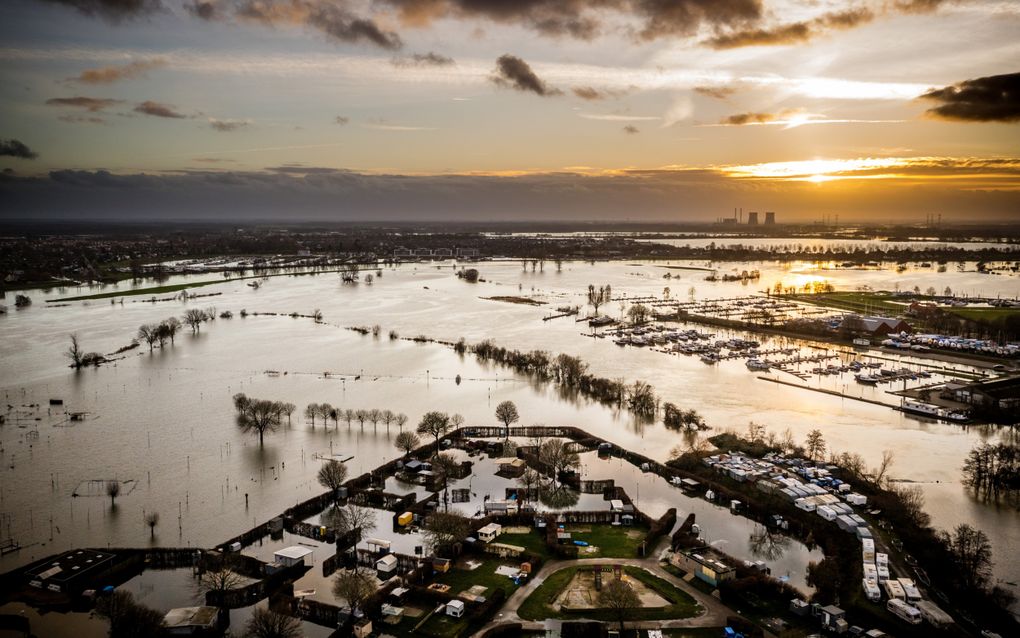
694, 85, 736, 99
571, 86, 628, 101
720, 111, 777, 125
335, 116, 350, 125
305, 5, 403, 49
391, 52, 455, 67
133, 100, 187, 118
920, 72, 1020, 123
623, 125, 639, 134
383, 0, 763, 41
707, 8, 873, 48
38, 0, 163, 22
209, 118, 249, 132
192, 157, 237, 163
0, 139, 38, 159
71, 59, 165, 84
192, 1, 402, 49
491, 54, 562, 97
46, 96, 123, 111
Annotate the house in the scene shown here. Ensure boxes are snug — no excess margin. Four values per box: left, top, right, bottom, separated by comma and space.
953, 377, 1020, 411
273, 546, 313, 568
671, 547, 736, 587
477, 523, 502, 543
163, 606, 220, 636
446, 599, 465, 617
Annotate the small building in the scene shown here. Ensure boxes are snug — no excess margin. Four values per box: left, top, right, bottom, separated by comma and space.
672, 547, 736, 587
819, 604, 848, 633
163, 606, 220, 636
25, 549, 117, 594
273, 546, 313, 568
375, 554, 398, 575
477, 523, 502, 543
446, 599, 465, 617
495, 457, 526, 476
353, 619, 373, 638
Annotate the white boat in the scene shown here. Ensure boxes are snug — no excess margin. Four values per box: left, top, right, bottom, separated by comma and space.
745, 359, 770, 371
900, 399, 939, 417
855, 373, 880, 385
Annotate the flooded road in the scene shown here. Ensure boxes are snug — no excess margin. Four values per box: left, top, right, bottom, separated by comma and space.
1, 258, 1018, 596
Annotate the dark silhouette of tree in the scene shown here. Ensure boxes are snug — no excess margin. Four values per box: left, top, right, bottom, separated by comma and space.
598, 577, 640, 634
495, 401, 519, 440
539, 439, 579, 486
95, 590, 165, 638
138, 324, 159, 351
627, 303, 651, 325
395, 431, 420, 455
233, 393, 285, 446
417, 411, 451, 456
368, 408, 382, 428
355, 409, 368, 428
106, 480, 120, 507
332, 568, 375, 616
324, 503, 376, 550
396, 413, 409, 429
432, 452, 459, 512
587, 284, 611, 315
305, 403, 319, 426
317, 460, 349, 504
422, 511, 472, 557
145, 512, 159, 539
245, 607, 301, 638
67, 333, 84, 367
183, 308, 207, 332
805, 429, 826, 460
940, 524, 994, 591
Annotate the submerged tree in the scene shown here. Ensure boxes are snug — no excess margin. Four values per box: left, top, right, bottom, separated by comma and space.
106, 480, 120, 507
95, 590, 165, 638
233, 393, 285, 446
324, 503, 376, 549
145, 512, 159, 539
317, 460, 349, 504
940, 523, 994, 591
422, 511, 473, 557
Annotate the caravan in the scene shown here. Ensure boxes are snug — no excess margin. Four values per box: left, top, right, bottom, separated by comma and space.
887, 599, 922, 625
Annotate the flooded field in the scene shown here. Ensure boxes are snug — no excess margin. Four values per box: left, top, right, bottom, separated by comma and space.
2, 258, 1018, 598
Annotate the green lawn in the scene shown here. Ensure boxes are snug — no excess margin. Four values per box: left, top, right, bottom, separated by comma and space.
49, 279, 229, 302
789, 291, 904, 315
432, 557, 521, 598
499, 531, 551, 558
565, 524, 649, 558
382, 609, 471, 638
517, 565, 700, 622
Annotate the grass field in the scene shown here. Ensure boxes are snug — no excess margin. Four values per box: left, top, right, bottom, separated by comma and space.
517, 565, 700, 622
432, 556, 521, 598
565, 524, 649, 558
499, 530, 551, 557
789, 291, 905, 315
48, 278, 230, 302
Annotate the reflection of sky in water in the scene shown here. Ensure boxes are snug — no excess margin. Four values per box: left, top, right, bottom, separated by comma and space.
1, 258, 1016, 591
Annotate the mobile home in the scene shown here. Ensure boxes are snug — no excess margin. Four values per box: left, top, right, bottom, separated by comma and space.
887, 598, 922, 625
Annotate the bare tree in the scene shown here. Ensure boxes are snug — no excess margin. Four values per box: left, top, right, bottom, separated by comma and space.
587, 284, 612, 315
539, 439, 580, 486
416, 411, 451, 456
106, 480, 120, 507
245, 607, 301, 638
355, 409, 368, 428
318, 403, 335, 429
66, 333, 84, 368
161, 317, 181, 344
495, 400, 519, 440
317, 460, 349, 504
368, 408, 382, 428
145, 512, 159, 539
599, 577, 640, 634
871, 450, 895, 488
332, 568, 375, 616
342, 408, 355, 427
382, 410, 396, 428
325, 503, 376, 549
233, 393, 285, 446
396, 413, 409, 429
305, 403, 319, 426
422, 511, 473, 557
805, 429, 826, 461
395, 431, 421, 455
183, 308, 206, 332
432, 452, 459, 512
137, 324, 159, 351
95, 590, 165, 638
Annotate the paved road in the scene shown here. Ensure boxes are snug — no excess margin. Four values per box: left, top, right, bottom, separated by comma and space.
472, 539, 762, 637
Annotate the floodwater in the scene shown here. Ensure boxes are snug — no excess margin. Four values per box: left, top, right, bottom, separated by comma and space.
1, 258, 1018, 603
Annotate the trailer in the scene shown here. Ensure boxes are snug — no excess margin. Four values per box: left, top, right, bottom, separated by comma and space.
887, 598, 922, 625
897, 578, 922, 603
862, 577, 882, 602
915, 600, 953, 628
883, 579, 906, 601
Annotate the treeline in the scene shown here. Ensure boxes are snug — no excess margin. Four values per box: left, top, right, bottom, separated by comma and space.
962, 442, 1020, 497
305, 404, 408, 429
470, 339, 681, 421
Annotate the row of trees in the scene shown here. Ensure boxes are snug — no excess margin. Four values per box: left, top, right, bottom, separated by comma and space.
137, 317, 181, 351
304, 404, 409, 430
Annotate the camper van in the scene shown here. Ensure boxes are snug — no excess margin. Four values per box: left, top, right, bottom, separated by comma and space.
887, 598, 922, 625
883, 579, 906, 601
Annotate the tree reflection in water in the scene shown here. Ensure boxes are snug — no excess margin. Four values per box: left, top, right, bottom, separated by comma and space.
539, 486, 580, 509
748, 523, 791, 562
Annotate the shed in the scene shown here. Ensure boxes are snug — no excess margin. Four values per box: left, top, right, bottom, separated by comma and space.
376, 554, 398, 574
163, 606, 219, 636
446, 599, 465, 617
273, 546, 313, 567
477, 523, 502, 543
